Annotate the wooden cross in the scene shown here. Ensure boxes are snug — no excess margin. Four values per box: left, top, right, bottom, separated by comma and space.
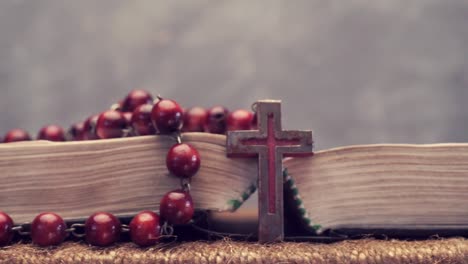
226, 100, 313, 242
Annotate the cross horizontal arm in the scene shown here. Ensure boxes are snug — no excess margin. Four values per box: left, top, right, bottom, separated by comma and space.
226, 130, 265, 154
276, 130, 313, 154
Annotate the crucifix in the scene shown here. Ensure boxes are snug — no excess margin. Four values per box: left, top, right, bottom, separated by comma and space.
226, 100, 313, 243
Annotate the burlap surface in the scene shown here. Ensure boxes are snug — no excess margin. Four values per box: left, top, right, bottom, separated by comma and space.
0, 238, 466, 264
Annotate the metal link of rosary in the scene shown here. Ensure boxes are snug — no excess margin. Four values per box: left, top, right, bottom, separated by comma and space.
12, 224, 30, 236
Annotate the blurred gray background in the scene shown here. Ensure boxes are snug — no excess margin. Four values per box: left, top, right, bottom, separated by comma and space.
1, 0, 468, 150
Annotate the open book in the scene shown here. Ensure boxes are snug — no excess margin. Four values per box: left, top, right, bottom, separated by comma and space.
1, 133, 467, 236
0, 133, 257, 223
284, 144, 468, 235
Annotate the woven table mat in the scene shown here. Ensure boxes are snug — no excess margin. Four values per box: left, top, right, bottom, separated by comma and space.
0, 238, 467, 264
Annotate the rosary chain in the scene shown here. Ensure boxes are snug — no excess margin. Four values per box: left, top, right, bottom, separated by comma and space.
181, 178, 191, 192
12, 224, 30, 236
173, 131, 182, 144
68, 223, 86, 238
161, 221, 174, 236
121, 224, 130, 233
251, 102, 258, 112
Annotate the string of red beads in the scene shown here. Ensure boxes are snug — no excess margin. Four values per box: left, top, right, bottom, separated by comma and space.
1, 90, 255, 142
152, 97, 196, 241
0, 89, 255, 247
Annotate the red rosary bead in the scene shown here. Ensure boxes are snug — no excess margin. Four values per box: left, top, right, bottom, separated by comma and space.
166, 143, 201, 179
85, 212, 121, 247
83, 115, 100, 140
68, 122, 86, 141
131, 104, 156, 135
129, 211, 161, 247
31, 212, 67, 247
183, 107, 208, 132
151, 99, 184, 134
0, 212, 13, 246
3, 129, 31, 143
160, 189, 194, 225
37, 125, 66, 141
122, 90, 154, 112
227, 109, 254, 131
96, 110, 128, 139
205, 106, 229, 134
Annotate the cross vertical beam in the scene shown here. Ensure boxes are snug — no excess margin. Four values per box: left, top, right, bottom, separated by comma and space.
226, 100, 313, 243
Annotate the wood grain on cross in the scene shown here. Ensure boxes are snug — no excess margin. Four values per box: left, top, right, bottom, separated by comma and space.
226, 100, 313, 242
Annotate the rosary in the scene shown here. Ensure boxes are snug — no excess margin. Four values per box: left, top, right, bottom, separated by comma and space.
0, 90, 256, 247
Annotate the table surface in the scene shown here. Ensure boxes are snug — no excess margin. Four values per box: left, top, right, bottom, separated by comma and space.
0, 238, 466, 264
